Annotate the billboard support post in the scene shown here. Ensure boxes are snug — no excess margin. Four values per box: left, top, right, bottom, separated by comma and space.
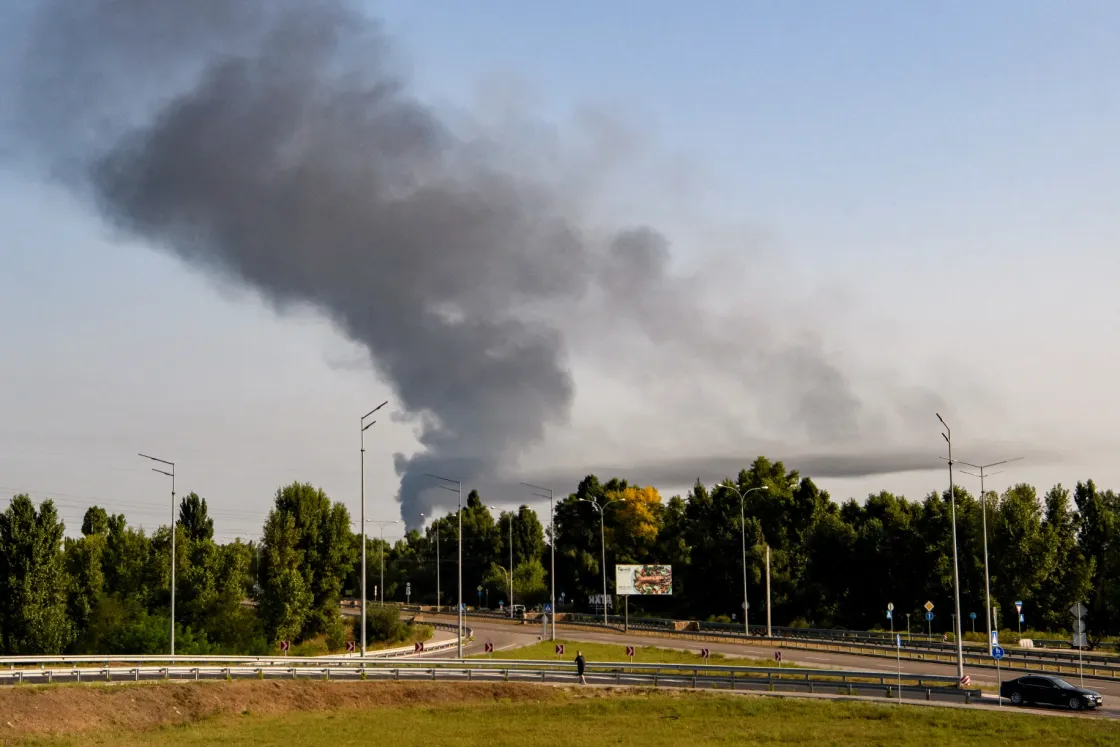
624, 595, 629, 632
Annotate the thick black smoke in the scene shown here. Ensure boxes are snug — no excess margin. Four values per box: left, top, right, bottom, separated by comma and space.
5, 0, 937, 526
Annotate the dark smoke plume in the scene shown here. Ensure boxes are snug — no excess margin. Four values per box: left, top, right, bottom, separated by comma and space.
5, 0, 942, 526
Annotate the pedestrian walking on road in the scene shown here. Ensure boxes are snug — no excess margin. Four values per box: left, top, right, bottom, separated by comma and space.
575, 651, 586, 685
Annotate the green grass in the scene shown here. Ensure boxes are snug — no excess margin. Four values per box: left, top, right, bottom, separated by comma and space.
18, 691, 1120, 746
481, 639, 788, 668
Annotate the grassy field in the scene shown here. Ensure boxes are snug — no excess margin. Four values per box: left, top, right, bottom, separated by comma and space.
12, 685, 1120, 746
481, 639, 790, 668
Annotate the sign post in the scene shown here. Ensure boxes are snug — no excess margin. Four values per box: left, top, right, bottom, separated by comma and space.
924, 601, 934, 638
887, 602, 894, 642
1015, 600, 1023, 637
1071, 602, 1088, 686
406, 581, 411, 605
992, 644, 1005, 707
626, 645, 635, 663
896, 634, 903, 704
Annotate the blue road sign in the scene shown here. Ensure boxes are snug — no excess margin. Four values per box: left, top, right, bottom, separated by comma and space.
886, 610, 892, 620
896, 634, 902, 647
970, 612, 977, 620
544, 604, 552, 613
1019, 613, 1024, 623
992, 645, 1006, 660
925, 611, 934, 621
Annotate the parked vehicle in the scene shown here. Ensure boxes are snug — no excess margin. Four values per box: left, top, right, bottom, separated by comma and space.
999, 675, 1103, 710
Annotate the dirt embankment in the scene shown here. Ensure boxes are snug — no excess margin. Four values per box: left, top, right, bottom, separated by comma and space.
0, 681, 567, 740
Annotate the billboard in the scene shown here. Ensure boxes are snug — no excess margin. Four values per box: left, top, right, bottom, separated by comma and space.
615, 564, 673, 596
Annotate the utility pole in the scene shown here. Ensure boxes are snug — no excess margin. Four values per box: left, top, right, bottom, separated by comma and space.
139, 453, 176, 656
359, 401, 387, 656
522, 483, 556, 641
765, 545, 772, 638
368, 519, 399, 605
937, 413, 966, 681
422, 513, 440, 611
955, 456, 1023, 655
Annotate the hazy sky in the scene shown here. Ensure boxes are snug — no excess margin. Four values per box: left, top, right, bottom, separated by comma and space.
1, 1, 1118, 542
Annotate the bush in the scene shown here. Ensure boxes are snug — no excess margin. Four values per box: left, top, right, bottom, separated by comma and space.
355, 605, 410, 645
706, 615, 732, 624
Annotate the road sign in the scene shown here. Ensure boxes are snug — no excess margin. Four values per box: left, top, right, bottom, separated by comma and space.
346, 641, 356, 653
925, 611, 934, 621
742, 602, 749, 610
279, 640, 290, 653
992, 646, 1005, 660
924, 601, 934, 612
484, 641, 494, 654
1072, 619, 1086, 634
1019, 613, 1024, 624
896, 634, 902, 647
991, 630, 999, 646
1070, 602, 1088, 617
886, 610, 892, 620
700, 648, 711, 659
959, 675, 972, 688
626, 646, 635, 657
1073, 633, 1088, 648
544, 604, 552, 613
774, 651, 782, 663
1015, 600, 1023, 614
477, 585, 483, 592
969, 612, 977, 620
414, 641, 425, 653
555, 644, 565, 655
887, 603, 894, 612
406, 582, 411, 591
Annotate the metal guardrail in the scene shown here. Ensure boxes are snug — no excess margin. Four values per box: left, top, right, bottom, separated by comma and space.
0, 657, 977, 703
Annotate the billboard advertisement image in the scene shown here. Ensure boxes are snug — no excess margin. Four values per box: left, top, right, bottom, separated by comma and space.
615, 564, 672, 596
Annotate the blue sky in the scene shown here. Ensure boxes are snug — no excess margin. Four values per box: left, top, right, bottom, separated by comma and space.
1, 1, 1118, 540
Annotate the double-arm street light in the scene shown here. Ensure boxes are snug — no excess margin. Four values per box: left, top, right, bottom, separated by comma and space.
426, 473, 464, 658
579, 497, 624, 626
421, 512, 440, 611
367, 519, 399, 606
521, 482, 557, 641
712, 483, 768, 635
956, 456, 1023, 654
139, 453, 176, 655
360, 401, 388, 656
937, 413, 966, 681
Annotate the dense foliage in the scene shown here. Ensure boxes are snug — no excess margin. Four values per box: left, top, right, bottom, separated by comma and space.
2, 457, 1119, 654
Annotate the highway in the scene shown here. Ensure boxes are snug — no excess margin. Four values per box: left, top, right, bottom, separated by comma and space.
419, 616, 1120, 720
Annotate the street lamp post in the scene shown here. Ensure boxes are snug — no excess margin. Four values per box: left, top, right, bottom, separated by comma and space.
579, 498, 622, 626
956, 457, 1023, 655
426, 474, 464, 657
359, 401, 388, 656
521, 483, 557, 641
139, 453, 176, 656
367, 519, 399, 605
712, 483, 769, 635
937, 413, 966, 681
421, 513, 440, 611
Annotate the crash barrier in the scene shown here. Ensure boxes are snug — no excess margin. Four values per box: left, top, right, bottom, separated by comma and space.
0, 656, 978, 704
781, 639, 1120, 681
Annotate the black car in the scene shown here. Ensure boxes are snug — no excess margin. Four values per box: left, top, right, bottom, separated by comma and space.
1000, 674, 1103, 710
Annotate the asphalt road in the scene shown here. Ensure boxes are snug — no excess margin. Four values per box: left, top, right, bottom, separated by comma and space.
425, 618, 1120, 720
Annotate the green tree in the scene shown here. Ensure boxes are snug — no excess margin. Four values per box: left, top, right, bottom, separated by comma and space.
0, 495, 72, 653
178, 493, 214, 542
64, 532, 106, 644
81, 505, 109, 536
257, 509, 312, 642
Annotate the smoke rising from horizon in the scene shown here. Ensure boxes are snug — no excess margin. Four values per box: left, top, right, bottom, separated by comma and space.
5, 0, 945, 527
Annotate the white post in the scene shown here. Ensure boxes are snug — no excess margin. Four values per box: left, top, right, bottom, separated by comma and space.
765, 545, 772, 638
896, 635, 903, 704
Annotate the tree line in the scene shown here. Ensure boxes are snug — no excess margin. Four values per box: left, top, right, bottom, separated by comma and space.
2, 456, 1118, 654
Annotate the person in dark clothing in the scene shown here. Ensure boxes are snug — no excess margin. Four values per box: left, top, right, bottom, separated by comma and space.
575, 651, 587, 684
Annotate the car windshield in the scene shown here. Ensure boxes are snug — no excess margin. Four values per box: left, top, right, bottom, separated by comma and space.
1049, 677, 1075, 689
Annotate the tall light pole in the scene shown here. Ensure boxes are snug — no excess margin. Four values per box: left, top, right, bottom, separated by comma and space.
426, 474, 463, 657
421, 513, 440, 611
579, 497, 623, 626
712, 483, 768, 635
139, 453, 175, 656
367, 519, 399, 605
937, 413, 966, 681
956, 457, 1023, 654
359, 401, 388, 656
522, 483, 556, 641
